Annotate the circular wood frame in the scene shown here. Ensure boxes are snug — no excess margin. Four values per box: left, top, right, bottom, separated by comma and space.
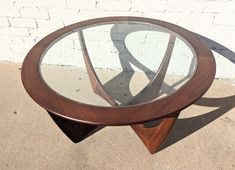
21, 16, 216, 126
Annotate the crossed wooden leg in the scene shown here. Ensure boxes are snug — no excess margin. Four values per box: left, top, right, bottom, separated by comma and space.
48, 111, 104, 143
45, 30, 178, 153
48, 109, 179, 154
131, 111, 180, 154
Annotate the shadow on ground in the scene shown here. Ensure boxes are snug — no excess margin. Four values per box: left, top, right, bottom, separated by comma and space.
159, 33, 235, 151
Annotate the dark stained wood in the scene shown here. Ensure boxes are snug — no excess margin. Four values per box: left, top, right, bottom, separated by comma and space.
21, 16, 216, 126
131, 112, 180, 153
128, 34, 178, 153
125, 33, 176, 105
78, 30, 119, 106
48, 111, 104, 143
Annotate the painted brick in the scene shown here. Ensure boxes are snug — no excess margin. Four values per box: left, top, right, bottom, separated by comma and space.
10, 45, 32, 55
213, 14, 235, 26
23, 37, 36, 47
166, 1, 204, 13
28, 28, 56, 40
143, 12, 179, 24
0, 47, 14, 61
203, 1, 235, 13
213, 52, 235, 79
76, 10, 141, 24
76, 10, 125, 24
36, 20, 64, 29
0, 17, 10, 27
2, 27, 30, 37
0, 8, 21, 17
178, 13, 214, 29
132, 0, 169, 12
33, 0, 67, 9
0, 0, 16, 8
5, 49, 26, 62
0, 36, 24, 46
107, 10, 143, 17
217, 30, 235, 50
20, 8, 49, 19
195, 26, 233, 47
0, 37, 11, 46
66, 0, 96, 10
97, 0, 131, 11
13, 0, 35, 8
49, 9, 79, 21
77, 10, 112, 21
9, 18, 37, 28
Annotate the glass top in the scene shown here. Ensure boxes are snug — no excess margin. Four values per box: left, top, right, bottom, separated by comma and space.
40, 21, 197, 107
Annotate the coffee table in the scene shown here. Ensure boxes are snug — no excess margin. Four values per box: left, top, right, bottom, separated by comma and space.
21, 16, 216, 154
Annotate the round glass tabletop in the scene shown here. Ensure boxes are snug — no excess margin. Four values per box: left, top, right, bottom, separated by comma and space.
40, 21, 197, 107
21, 17, 215, 125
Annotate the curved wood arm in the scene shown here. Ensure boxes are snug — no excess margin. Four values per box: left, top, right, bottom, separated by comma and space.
78, 30, 119, 106
78, 29, 176, 107
123, 34, 176, 106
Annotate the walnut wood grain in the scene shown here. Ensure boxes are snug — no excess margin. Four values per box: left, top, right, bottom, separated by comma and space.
48, 111, 104, 143
78, 30, 119, 106
124, 33, 176, 105
21, 17, 216, 125
129, 34, 178, 153
131, 112, 179, 153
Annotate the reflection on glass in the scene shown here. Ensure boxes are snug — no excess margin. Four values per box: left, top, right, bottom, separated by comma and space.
40, 21, 197, 107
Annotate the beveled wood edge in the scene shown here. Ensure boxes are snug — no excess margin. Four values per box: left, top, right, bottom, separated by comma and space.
21, 16, 216, 125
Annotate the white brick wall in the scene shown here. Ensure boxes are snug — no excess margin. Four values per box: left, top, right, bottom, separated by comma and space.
9, 18, 37, 28
97, 0, 131, 11
0, 8, 21, 18
0, 17, 10, 27
67, 0, 96, 10
1, 28, 30, 37
20, 8, 49, 19
0, 0, 234, 79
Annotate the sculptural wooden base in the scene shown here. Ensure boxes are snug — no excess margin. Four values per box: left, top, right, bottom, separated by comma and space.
48, 110, 179, 154
48, 111, 104, 143
131, 112, 180, 153
46, 33, 179, 154
21, 17, 216, 155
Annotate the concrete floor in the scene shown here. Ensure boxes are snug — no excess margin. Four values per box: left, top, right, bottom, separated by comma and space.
0, 62, 235, 170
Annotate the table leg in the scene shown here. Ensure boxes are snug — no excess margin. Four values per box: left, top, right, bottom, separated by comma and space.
131, 112, 180, 154
47, 111, 104, 143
